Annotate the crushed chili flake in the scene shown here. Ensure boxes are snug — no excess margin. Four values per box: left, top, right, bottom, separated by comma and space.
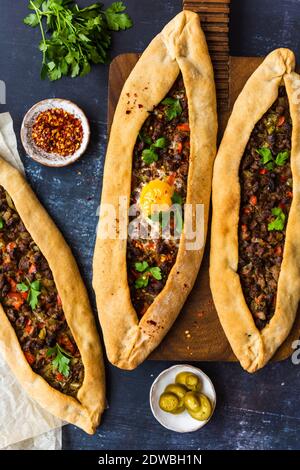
32, 108, 83, 157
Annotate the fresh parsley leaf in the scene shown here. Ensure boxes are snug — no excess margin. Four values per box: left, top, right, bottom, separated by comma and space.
0, 217, 4, 229
135, 261, 149, 272
141, 136, 167, 165
153, 137, 167, 149
149, 267, 162, 280
28, 285, 41, 310
18, 280, 41, 309
24, 13, 40, 27
172, 192, 183, 205
256, 147, 273, 164
268, 207, 286, 231
162, 97, 182, 121
275, 150, 290, 166
142, 148, 158, 164
17, 282, 29, 292
135, 275, 148, 289
30, 280, 41, 292
47, 343, 71, 378
257, 147, 290, 170
134, 263, 162, 288
105, 1, 133, 31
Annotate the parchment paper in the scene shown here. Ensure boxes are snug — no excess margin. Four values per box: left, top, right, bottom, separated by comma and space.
0, 113, 63, 450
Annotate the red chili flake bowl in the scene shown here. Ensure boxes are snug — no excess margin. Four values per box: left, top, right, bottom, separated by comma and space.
21, 99, 90, 167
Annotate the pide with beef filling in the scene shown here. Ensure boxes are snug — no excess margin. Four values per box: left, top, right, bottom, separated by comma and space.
210, 49, 300, 372
93, 11, 217, 369
0, 157, 105, 433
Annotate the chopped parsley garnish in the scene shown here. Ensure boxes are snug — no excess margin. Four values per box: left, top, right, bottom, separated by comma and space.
256, 147, 290, 170
135, 261, 149, 273
134, 261, 162, 289
17, 280, 41, 310
142, 136, 168, 164
162, 97, 182, 121
275, 150, 290, 166
256, 147, 274, 170
0, 217, 4, 229
268, 207, 286, 231
47, 343, 72, 378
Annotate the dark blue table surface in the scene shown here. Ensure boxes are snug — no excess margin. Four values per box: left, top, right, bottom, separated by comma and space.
0, 0, 300, 450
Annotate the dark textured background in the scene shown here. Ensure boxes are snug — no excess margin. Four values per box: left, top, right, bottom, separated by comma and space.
0, 0, 300, 450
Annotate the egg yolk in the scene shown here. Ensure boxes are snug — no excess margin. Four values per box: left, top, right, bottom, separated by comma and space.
140, 180, 174, 217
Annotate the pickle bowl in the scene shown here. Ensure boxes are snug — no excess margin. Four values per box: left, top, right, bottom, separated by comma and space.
149, 364, 216, 433
20, 98, 90, 167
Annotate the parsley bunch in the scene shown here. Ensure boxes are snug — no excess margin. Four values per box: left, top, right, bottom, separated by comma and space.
24, 0, 133, 81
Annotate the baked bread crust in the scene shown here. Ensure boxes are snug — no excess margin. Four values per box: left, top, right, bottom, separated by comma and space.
0, 158, 105, 433
210, 48, 300, 372
93, 11, 217, 369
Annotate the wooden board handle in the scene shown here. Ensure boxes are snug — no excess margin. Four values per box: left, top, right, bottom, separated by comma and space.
183, 0, 231, 110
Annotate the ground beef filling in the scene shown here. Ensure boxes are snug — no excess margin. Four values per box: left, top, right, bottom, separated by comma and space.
127, 75, 190, 317
238, 86, 292, 330
0, 186, 84, 396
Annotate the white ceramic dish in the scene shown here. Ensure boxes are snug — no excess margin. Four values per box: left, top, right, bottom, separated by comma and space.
150, 364, 216, 433
21, 98, 90, 167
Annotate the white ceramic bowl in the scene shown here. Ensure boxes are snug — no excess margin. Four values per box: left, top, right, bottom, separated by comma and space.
150, 364, 216, 433
21, 98, 90, 167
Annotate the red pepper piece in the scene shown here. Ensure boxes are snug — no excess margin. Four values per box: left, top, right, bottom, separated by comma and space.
24, 351, 35, 366
57, 294, 62, 307
177, 142, 183, 153
56, 372, 65, 382
6, 242, 16, 253
243, 207, 251, 215
166, 173, 176, 186
25, 319, 34, 335
176, 123, 190, 132
29, 263, 37, 274
6, 292, 24, 310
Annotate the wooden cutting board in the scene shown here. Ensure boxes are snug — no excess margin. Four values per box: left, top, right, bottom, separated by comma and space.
107, 0, 300, 362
